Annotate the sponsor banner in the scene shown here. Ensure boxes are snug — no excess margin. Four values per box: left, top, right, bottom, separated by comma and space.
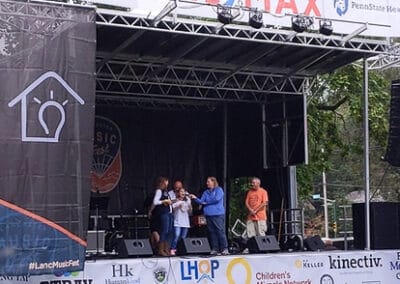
123, 0, 400, 37
0, 0, 96, 276
1, 250, 400, 283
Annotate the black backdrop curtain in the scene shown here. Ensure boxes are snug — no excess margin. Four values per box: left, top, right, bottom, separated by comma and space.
95, 105, 223, 215
94, 102, 291, 222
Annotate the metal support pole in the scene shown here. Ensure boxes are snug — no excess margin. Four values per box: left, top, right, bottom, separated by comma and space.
223, 103, 228, 206
363, 57, 371, 250
322, 169, 329, 239
343, 206, 348, 250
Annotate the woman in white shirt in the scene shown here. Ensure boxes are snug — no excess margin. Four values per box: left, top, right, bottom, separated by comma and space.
170, 188, 192, 255
151, 177, 173, 256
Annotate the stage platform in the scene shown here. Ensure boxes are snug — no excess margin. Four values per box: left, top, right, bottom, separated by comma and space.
4, 250, 399, 283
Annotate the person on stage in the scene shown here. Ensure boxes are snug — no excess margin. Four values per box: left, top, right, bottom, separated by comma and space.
168, 180, 184, 201
245, 177, 269, 238
146, 195, 161, 253
170, 187, 192, 255
190, 177, 229, 255
152, 176, 173, 256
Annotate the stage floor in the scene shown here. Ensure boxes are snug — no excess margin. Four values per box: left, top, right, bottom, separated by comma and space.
3, 249, 399, 283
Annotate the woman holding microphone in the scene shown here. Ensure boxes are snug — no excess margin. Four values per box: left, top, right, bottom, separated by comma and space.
190, 177, 229, 255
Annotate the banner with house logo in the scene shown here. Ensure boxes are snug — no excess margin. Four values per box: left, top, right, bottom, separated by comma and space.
0, 1, 96, 276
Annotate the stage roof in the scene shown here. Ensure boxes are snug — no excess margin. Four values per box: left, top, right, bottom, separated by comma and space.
94, 6, 393, 104
29, 1, 398, 104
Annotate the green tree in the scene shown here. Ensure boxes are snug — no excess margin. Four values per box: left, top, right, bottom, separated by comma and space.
297, 63, 400, 236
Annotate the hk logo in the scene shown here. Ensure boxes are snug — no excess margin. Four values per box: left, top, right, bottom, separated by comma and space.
8, 71, 84, 143
334, 0, 348, 16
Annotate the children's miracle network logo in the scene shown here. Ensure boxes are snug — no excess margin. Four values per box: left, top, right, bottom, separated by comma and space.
334, 0, 349, 16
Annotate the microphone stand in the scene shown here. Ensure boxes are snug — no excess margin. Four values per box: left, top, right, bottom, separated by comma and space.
96, 190, 101, 257
133, 208, 139, 239
95, 202, 99, 256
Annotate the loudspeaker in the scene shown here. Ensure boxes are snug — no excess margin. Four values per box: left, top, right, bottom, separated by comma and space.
117, 239, 153, 257
283, 235, 304, 251
385, 80, 400, 166
247, 235, 280, 253
177, 238, 211, 255
263, 94, 306, 168
304, 235, 325, 251
86, 230, 106, 253
352, 202, 400, 249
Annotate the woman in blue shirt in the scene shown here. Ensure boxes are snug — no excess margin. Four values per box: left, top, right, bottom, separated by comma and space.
190, 177, 229, 255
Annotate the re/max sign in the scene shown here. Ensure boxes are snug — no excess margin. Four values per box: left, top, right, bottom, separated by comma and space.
205, 0, 321, 16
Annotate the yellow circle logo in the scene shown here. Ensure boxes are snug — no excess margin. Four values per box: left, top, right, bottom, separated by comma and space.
226, 258, 252, 284
295, 259, 302, 269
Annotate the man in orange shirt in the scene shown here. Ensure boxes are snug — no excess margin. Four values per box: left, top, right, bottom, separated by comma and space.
245, 177, 269, 238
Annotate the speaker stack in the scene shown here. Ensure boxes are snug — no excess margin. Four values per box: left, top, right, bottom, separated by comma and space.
304, 235, 325, 251
352, 202, 400, 249
247, 235, 280, 253
177, 237, 211, 255
385, 80, 400, 166
117, 239, 153, 257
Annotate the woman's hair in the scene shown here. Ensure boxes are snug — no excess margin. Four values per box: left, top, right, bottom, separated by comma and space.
207, 176, 218, 187
156, 176, 169, 189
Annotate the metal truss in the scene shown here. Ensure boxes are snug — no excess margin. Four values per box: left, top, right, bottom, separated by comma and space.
96, 59, 307, 103
0, 0, 93, 36
368, 44, 400, 70
96, 94, 219, 111
96, 9, 388, 55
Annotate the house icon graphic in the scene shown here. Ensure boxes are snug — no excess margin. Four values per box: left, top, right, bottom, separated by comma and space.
8, 71, 85, 143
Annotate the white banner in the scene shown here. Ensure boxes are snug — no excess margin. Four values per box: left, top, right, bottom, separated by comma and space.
115, 0, 400, 37
2, 250, 400, 283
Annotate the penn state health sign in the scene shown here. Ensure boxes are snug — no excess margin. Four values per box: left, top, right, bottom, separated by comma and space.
129, 0, 400, 37
0, 1, 96, 276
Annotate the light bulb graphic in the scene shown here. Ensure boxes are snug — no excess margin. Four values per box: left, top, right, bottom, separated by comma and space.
34, 90, 68, 141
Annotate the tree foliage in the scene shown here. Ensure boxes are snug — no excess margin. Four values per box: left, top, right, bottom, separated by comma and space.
297, 63, 398, 203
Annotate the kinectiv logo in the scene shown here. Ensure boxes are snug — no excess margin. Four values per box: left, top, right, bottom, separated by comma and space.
329, 254, 382, 269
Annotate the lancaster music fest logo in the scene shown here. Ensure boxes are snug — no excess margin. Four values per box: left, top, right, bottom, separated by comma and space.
91, 116, 122, 193
8, 71, 85, 143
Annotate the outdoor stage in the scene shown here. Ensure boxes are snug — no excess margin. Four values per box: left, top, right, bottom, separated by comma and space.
1, 0, 400, 279
4, 250, 400, 284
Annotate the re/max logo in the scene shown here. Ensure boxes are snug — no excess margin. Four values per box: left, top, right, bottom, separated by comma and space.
205, 0, 321, 16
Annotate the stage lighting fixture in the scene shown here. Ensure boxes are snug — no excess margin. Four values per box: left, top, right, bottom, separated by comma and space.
217, 5, 233, 25
291, 15, 313, 33
319, 20, 333, 36
249, 9, 263, 29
